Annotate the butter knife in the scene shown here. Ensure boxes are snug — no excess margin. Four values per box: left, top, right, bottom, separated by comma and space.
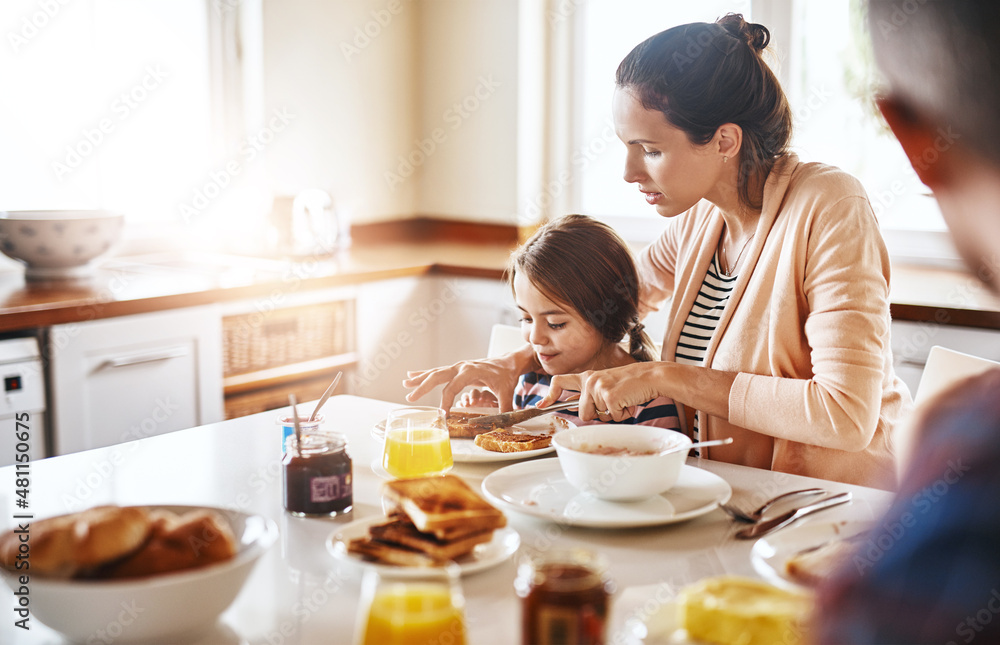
735, 491, 852, 540
464, 400, 580, 429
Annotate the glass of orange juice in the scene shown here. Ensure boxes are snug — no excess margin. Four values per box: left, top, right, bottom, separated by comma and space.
381, 406, 453, 479
356, 563, 467, 645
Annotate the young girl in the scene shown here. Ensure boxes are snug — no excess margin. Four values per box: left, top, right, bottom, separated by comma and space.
462, 214, 680, 429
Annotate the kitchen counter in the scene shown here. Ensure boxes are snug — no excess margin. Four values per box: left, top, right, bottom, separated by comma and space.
0, 237, 996, 333
0, 241, 514, 333
0, 394, 894, 644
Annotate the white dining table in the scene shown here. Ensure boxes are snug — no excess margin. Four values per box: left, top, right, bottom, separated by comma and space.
0, 395, 894, 644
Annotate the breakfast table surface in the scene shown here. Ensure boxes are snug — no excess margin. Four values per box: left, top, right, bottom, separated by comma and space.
0, 395, 895, 644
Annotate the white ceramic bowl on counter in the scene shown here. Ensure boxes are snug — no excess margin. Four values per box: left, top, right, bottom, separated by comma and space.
552, 425, 693, 501
0, 210, 125, 280
0, 505, 277, 643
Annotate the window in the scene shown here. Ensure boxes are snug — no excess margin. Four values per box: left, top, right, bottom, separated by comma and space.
569, 0, 956, 263
0, 0, 255, 242
572, 0, 751, 242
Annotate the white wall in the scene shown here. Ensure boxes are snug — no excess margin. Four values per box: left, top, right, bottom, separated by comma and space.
261, 0, 419, 223
261, 0, 521, 226
414, 0, 520, 224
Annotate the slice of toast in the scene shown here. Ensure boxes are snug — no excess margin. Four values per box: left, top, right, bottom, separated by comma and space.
381, 475, 506, 539
368, 517, 494, 562
446, 410, 495, 438
346, 537, 438, 567
785, 537, 861, 587
383, 510, 500, 541
474, 431, 551, 453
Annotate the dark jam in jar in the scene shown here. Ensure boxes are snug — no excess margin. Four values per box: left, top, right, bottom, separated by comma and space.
515, 549, 613, 645
283, 433, 353, 517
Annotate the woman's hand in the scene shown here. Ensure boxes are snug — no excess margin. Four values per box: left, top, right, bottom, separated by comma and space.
403, 344, 538, 412
458, 388, 499, 408
539, 361, 736, 422
539, 363, 668, 422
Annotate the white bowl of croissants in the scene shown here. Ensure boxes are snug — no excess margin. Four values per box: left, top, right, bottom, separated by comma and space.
0, 504, 277, 642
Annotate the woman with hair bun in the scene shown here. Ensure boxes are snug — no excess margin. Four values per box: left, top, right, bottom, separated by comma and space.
405, 14, 911, 490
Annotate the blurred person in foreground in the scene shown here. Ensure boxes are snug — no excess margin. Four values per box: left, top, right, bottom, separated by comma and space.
816, 2, 1000, 643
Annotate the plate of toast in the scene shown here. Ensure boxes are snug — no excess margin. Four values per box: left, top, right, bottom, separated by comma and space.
328, 474, 520, 576
372, 408, 574, 462
750, 520, 871, 591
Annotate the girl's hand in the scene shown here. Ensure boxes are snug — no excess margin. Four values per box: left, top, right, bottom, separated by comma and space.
539, 363, 665, 422
403, 345, 538, 412
458, 388, 499, 408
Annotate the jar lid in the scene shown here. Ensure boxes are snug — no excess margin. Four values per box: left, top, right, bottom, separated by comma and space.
516, 548, 612, 594
276, 413, 324, 426
284, 432, 345, 454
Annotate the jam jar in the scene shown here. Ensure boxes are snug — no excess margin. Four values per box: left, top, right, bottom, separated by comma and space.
515, 548, 614, 645
282, 433, 353, 517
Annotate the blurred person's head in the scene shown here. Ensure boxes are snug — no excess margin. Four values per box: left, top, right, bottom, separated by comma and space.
868, 0, 1000, 291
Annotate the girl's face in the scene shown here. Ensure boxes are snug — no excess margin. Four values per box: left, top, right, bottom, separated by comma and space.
612, 88, 725, 217
513, 272, 611, 375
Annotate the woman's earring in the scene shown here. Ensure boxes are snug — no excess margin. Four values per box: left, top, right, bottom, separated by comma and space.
723, 156, 729, 163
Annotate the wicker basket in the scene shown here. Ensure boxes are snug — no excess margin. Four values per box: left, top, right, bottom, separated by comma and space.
222, 300, 353, 377
223, 372, 343, 419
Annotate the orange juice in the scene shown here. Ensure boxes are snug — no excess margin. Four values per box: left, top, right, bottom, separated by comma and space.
382, 427, 453, 478
362, 584, 467, 645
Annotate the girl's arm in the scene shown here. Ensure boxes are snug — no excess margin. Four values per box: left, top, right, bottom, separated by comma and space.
403, 343, 540, 412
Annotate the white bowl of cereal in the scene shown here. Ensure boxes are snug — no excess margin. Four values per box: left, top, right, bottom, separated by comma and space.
552, 425, 692, 501
0, 505, 276, 643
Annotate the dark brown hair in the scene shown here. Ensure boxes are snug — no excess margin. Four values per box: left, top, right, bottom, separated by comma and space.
616, 13, 792, 210
507, 214, 655, 362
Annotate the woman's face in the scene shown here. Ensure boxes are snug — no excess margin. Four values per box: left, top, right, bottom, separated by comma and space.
612, 88, 724, 217
513, 272, 609, 375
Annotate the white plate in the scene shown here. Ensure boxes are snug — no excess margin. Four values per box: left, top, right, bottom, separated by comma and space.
372, 408, 574, 463
481, 460, 731, 528
750, 519, 872, 591
327, 515, 520, 577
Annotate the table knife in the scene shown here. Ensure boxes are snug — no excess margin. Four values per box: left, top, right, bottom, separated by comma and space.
463, 400, 579, 429
735, 491, 852, 539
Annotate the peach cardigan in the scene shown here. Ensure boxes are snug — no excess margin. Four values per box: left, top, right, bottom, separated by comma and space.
637, 154, 912, 490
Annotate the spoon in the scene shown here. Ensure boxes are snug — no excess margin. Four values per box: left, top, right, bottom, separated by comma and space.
289, 394, 303, 456
309, 371, 342, 422
658, 436, 733, 456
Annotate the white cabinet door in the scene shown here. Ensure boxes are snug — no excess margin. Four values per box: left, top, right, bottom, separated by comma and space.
353, 277, 438, 404
48, 306, 223, 455
354, 276, 516, 404
433, 276, 518, 365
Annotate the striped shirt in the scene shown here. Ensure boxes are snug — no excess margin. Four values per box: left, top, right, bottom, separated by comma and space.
514, 372, 681, 429
674, 253, 738, 445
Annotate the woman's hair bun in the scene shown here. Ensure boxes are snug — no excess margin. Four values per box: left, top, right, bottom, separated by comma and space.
717, 12, 770, 52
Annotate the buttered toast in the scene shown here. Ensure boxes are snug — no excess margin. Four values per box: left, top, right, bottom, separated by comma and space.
446, 410, 496, 438
367, 517, 495, 562
474, 430, 551, 452
347, 475, 508, 567
381, 475, 506, 539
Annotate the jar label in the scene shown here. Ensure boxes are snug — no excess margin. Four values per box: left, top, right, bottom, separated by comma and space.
531, 603, 606, 645
310, 473, 352, 503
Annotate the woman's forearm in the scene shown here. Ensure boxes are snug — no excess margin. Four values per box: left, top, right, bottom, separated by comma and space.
542, 361, 738, 422
650, 362, 737, 420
